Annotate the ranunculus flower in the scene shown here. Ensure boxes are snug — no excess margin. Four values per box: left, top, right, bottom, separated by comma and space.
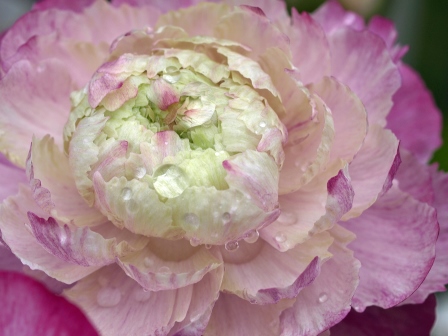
0, 0, 447, 335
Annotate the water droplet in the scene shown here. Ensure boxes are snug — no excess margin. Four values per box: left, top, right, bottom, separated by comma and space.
259, 121, 267, 128
133, 287, 152, 302
59, 231, 68, 246
153, 164, 190, 198
244, 230, 259, 244
164, 141, 169, 145
189, 237, 200, 247
205, 244, 212, 249
183, 213, 200, 231
277, 211, 297, 225
96, 287, 121, 307
121, 188, 132, 201
135, 167, 147, 179
222, 212, 231, 225
143, 257, 154, 268
318, 292, 328, 303
158, 266, 170, 274
275, 232, 287, 243
225, 240, 239, 252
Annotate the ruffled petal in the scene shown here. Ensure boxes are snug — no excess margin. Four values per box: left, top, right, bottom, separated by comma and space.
0, 271, 98, 336
309, 76, 367, 164
27, 136, 107, 227
64, 264, 223, 336
327, 28, 401, 127
387, 64, 442, 163
312, 0, 365, 34
404, 167, 448, 304
204, 293, 293, 336
262, 163, 353, 252
117, 238, 222, 291
0, 186, 102, 283
279, 225, 361, 336
344, 125, 399, 219
0, 154, 27, 202
331, 295, 436, 336
341, 185, 438, 311
0, 60, 72, 167
220, 232, 332, 304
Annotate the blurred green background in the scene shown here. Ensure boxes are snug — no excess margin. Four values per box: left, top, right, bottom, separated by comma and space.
288, 0, 448, 170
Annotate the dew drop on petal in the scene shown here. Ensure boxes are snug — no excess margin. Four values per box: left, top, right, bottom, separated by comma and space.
183, 213, 200, 231
190, 237, 200, 247
135, 167, 147, 179
97, 287, 121, 307
244, 230, 259, 244
318, 292, 328, 303
277, 211, 297, 225
259, 121, 267, 128
59, 231, 68, 246
205, 244, 212, 249
133, 287, 152, 302
275, 232, 287, 243
158, 266, 170, 274
143, 257, 154, 268
225, 240, 239, 252
222, 212, 231, 225
121, 188, 132, 201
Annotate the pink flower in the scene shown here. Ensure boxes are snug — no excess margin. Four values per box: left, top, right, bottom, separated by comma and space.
0, 0, 446, 335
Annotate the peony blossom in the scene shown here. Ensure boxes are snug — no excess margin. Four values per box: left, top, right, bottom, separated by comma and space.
0, 0, 447, 335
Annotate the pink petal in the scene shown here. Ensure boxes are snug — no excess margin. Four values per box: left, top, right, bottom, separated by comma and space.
116, 239, 222, 291
0, 153, 27, 202
0, 60, 72, 167
344, 125, 399, 219
341, 185, 438, 311
33, 0, 95, 12
387, 64, 442, 163
220, 232, 332, 304
279, 225, 361, 335
27, 136, 107, 227
64, 264, 223, 336
404, 167, 448, 304
331, 295, 436, 336
312, 0, 365, 34
368, 16, 408, 62
287, 9, 331, 84
0, 186, 102, 283
204, 292, 293, 336
262, 165, 353, 252
0, 271, 98, 335
309, 76, 367, 164
327, 28, 401, 127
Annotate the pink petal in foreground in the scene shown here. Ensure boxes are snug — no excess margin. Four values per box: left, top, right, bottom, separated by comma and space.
0, 271, 98, 335
0, 153, 27, 202
342, 185, 438, 312
331, 295, 436, 336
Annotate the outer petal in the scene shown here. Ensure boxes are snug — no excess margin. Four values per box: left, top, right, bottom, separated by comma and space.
279, 225, 361, 336
387, 64, 442, 163
32, 0, 95, 12
27, 136, 107, 227
0, 154, 27, 202
341, 185, 438, 312
404, 167, 448, 304
331, 295, 436, 336
0, 60, 72, 167
116, 238, 222, 291
327, 28, 401, 127
0, 186, 102, 283
0, 271, 98, 336
220, 232, 332, 304
64, 264, 223, 336
312, 0, 365, 34
204, 293, 294, 336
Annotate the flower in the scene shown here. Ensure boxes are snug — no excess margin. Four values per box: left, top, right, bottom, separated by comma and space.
0, 0, 446, 335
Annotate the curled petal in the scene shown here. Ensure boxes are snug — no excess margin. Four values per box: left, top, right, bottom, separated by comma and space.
220, 232, 332, 304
